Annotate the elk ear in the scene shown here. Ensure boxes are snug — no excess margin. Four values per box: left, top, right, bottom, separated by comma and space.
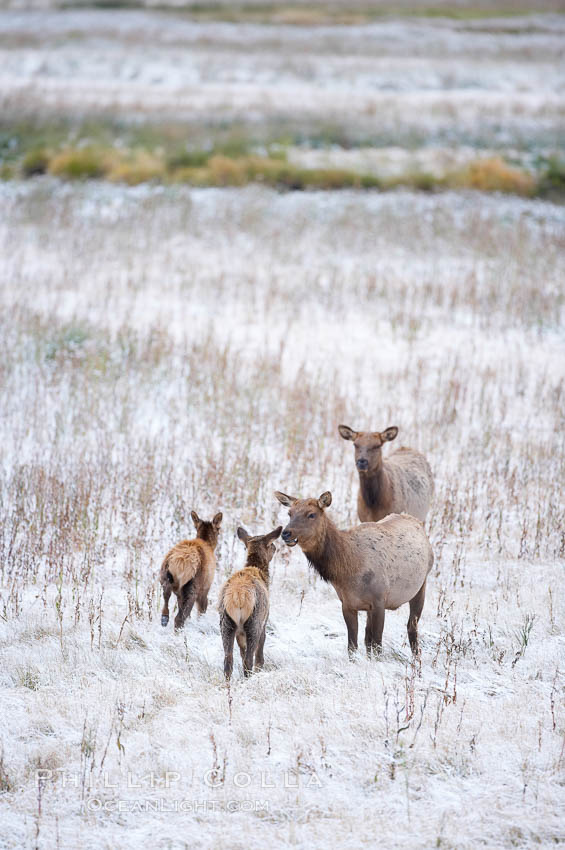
274, 491, 297, 507
191, 510, 200, 527
212, 512, 223, 529
338, 424, 357, 441
237, 527, 250, 546
381, 426, 399, 442
266, 525, 283, 543
317, 491, 332, 509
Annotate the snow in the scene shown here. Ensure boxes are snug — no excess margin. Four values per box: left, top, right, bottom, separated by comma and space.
0, 10, 564, 145
0, 180, 564, 848
0, 7, 564, 848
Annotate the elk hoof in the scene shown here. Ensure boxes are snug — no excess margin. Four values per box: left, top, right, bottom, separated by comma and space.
161, 615, 169, 627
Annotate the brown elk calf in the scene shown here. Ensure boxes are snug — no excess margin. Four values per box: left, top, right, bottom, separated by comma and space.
219, 525, 282, 679
275, 490, 433, 657
338, 424, 434, 523
159, 510, 222, 630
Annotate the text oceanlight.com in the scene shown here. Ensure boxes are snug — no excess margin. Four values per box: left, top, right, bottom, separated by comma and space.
84, 799, 270, 813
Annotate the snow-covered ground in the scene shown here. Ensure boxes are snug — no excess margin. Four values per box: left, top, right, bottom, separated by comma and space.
1, 5, 565, 848
1, 9, 564, 147
0, 180, 564, 848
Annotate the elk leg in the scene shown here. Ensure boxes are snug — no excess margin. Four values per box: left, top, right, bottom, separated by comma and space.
342, 606, 358, 656
242, 618, 260, 677
221, 613, 236, 680
161, 582, 172, 627
243, 644, 256, 677
174, 580, 196, 630
255, 625, 267, 671
365, 607, 385, 657
236, 630, 247, 669
196, 592, 209, 615
407, 580, 426, 655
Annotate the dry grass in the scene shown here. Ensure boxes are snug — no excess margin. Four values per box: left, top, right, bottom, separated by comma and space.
1, 182, 563, 848
1, 5, 564, 845
6, 139, 557, 196
61, 1, 565, 24
1, 8, 564, 153
448, 155, 537, 195
107, 151, 166, 185
48, 147, 116, 180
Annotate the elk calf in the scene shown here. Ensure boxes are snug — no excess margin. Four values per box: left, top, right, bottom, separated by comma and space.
275, 490, 433, 657
160, 511, 222, 630
338, 424, 434, 523
219, 525, 282, 679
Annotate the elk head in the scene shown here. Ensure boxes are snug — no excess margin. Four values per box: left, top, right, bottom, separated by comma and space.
274, 490, 332, 552
236, 525, 282, 566
338, 425, 398, 474
191, 510, 223, 547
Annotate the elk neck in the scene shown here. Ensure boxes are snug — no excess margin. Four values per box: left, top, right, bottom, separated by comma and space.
358, 460, 389, 508
244, 553, 271, 582
304, 518, 350, 585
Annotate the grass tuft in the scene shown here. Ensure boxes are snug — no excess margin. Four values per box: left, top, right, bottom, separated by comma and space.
21, 148, 50, 177
448, 156, 536, 196
108, 151, 165, 186
48, 147, 114, 180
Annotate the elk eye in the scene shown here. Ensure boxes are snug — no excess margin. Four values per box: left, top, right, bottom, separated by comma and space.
308, 513, 316, 520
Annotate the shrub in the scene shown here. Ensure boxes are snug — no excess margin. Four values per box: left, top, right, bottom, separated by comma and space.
207, 155, 247, 186
48, 147, 113, 180
449, 157, 535, 196
241, 156, 290, 184
538, 156, 565, 196
301, 168, 362, 190
0, 162, 14, 180
166, 149, 210, 171
360, 174, 383, 189
21, 148, 49, 177
108, 152, 165, 185
170, 166, 210, 186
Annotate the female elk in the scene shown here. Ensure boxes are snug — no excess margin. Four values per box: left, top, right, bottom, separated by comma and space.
338, 424, 434, 523
219, 525, 282, 679
274, 490, 433, 657
159, 510, 222, 630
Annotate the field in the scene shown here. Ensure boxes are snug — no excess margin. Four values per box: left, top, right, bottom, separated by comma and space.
1, 4, 565, 850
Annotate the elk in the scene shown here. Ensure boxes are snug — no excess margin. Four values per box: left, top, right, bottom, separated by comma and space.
159, 510, 222, 630
219, 525, 282, 679
338, 424, 434, 523
274, 490, 433, 657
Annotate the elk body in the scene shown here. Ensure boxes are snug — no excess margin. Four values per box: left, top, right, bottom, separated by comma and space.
160, 511, 222, 630
338, 424, 434, 523
275, 490, 433, 656
219, 526, 282, 679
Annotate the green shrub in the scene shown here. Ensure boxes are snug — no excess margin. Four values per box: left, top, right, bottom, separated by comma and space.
22, 148, 49, 176
301, 168, 361, 189
359, 174, 382, 189
166, 149, 210, 171
538, 156, 565, 196
0, 162, 15, 180
48, 147, 113, 180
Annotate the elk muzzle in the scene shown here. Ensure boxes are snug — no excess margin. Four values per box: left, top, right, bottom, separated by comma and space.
282, 527, 298, 547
